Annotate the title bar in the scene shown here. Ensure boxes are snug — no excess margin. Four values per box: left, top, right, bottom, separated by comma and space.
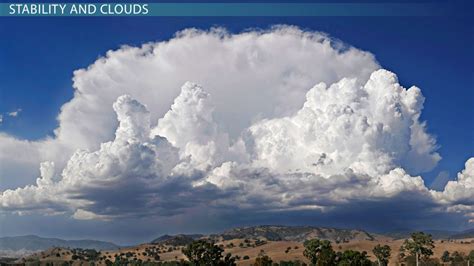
0, 3, 450, 17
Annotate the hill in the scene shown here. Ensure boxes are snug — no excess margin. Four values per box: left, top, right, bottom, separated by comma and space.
150, 234, 203, 246
0, 235, 119, 252
149, 226, 376, 246
385, 228, 474, 240
450, 229, 474, 239
19, 235, 474, 266
8, 226, 474, 265
214, 225, 375, 242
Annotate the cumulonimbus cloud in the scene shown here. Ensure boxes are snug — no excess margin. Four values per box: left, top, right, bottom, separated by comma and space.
0, 26, 380, 191
0, 26, 472, 226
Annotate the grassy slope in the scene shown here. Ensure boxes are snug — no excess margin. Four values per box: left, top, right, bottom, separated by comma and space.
22, 238, 474, 266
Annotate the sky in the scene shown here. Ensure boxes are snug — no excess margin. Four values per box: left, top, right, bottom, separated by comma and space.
0, 0, 473, 245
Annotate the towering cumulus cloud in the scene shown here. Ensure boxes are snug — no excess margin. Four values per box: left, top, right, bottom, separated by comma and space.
247, 69, 439, 177
0, 26, 472, 228
0, 26, 379, 191
151, 82, 236, 171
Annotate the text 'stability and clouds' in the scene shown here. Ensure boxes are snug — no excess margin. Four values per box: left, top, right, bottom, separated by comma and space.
8, 4, 149, 15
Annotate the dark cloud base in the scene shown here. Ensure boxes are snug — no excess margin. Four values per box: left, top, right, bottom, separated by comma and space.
2, 195, 469, 245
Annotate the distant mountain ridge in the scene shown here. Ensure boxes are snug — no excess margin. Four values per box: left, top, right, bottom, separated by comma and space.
0, 235, 119, 252
215, 225, 375, 242
151, 234, 204, 246
151, 225, 376, 245
449, 229, 474, 239
384, 228, 474, 239
4, 226, 472, 254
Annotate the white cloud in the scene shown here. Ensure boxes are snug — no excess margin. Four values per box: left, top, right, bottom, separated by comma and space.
432, 158, 474, 221
1, 74, 467, 222
444, 158, 474, 203
0, 109, 22, 126
7, 108, 22, 117
0, 26, 471, 225
151, 82, 235, 171
0, 133, 72, 190
0, 26, 379, 190
1, 95, 182, 219
246, 69, 440, 177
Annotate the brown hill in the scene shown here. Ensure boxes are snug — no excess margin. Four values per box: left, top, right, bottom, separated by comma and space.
214, 225, 375, 242
18, 237, 474, 266
15, 226, 474, 265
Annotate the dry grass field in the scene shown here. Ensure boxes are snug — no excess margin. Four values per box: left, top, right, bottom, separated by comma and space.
20, 237, 474, 265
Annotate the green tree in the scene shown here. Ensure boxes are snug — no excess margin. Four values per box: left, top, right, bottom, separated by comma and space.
336, 250, 372, 266
182, 240, 235, 266
400, 232, 435, 266
372, 244, 391, 266
441, 250, 450, 263
303, 239, 336, 266
183, 240, 223, 265
468, 250, 474, 266
223, 253, 237, 266
253, 251, 273, 266
451, 251, 466, 265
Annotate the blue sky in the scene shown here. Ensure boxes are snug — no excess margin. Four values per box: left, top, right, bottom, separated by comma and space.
0, 0, 473, 243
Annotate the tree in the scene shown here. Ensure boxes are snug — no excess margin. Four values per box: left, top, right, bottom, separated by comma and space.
253, 251, 273, 266
468, 250, 474, 266
223, 253, 237, 266
303, 239, 336, 266
372, 244, 391, 266
183, 240, 223, 265
182, 240, 236, 266
400, 232, 435, 266
451, 251, 466, 264
336, 250, 372, 266
441, 250, 450, 263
